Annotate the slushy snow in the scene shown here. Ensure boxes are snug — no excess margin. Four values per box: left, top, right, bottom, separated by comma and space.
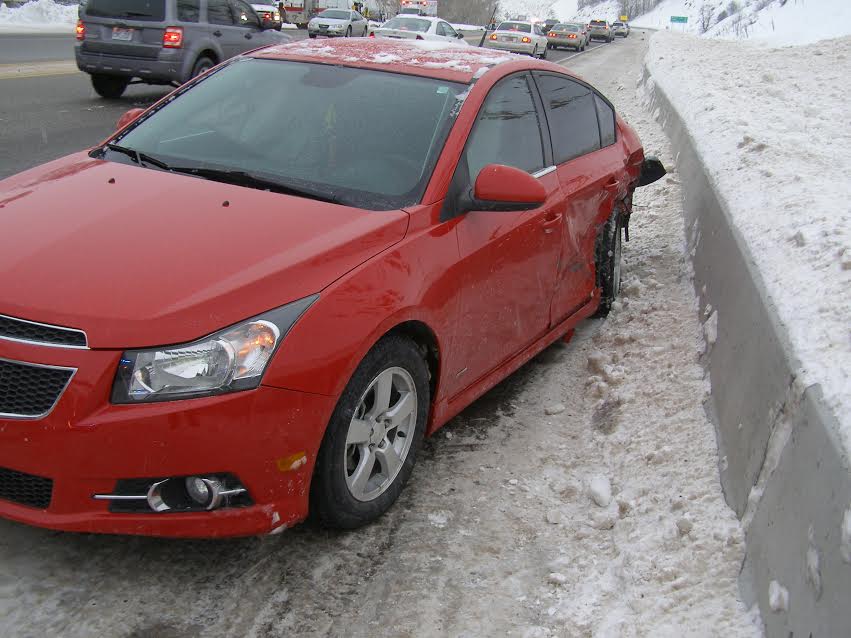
0, 0, 76, 32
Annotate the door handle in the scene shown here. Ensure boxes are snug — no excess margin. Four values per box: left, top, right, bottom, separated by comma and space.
245, 32, 252, 39
541, 214, 562, 234
213, 30, 222, 36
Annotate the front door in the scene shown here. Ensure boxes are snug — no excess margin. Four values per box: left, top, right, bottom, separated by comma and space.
449, 73, 563, 395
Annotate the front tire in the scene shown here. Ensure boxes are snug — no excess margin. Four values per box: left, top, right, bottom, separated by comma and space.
594, 209, 623, 317
90, 74, 128, 99
346, 25, 352, 37
311, 335, 430, 529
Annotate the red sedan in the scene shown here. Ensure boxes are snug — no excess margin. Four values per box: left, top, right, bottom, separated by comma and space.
0, 39, 664, 537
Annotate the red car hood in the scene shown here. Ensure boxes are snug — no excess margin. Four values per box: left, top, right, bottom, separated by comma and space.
0, 155, 409, 348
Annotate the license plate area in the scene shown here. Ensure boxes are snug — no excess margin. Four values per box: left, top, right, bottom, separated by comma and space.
499, 35, 516, 42
112, 27, 134, 41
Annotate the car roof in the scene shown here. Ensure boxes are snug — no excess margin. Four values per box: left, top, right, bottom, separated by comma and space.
252, 38, 526, 84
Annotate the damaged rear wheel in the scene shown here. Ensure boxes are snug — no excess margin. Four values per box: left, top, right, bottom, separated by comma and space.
594, 209, 623, 317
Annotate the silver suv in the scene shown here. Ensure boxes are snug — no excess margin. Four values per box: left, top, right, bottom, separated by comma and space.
75, 0, 289, 98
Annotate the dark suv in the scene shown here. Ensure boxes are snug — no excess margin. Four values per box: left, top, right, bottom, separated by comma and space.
75, 0, 289, 98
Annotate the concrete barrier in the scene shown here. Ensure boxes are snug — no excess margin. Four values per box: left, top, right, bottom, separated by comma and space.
641, 63, 851, 637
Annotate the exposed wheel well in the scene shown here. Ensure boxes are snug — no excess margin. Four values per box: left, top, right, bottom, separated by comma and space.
197, 50, 218, 65
384, 321, 440, 399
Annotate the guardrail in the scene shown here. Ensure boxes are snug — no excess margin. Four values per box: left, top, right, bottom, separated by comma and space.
642, 58, 851, 637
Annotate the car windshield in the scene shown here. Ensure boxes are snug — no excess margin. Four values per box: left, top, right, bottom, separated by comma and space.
497, 22, 531, 33
383, 17, 430, 31
319, 9, 349, 19
85, 0, 165, 21
107, 59, 466, 210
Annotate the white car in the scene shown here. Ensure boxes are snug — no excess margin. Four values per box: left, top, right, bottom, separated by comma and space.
483, 20, 549, 58
370, 15, 468, 44
308, 9, 369, 38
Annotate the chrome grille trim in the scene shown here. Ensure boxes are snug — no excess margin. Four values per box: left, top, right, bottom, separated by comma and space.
0, 313, 89, 349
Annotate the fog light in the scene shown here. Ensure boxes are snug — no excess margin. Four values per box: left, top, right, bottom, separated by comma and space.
186, 476, 211, 505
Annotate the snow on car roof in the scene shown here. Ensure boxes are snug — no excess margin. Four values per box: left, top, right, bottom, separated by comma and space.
252, 38, 514, 83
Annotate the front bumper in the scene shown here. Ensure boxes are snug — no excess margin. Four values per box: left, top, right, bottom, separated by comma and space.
483, 40, 535, 55
308, 26, 347, 37
0, 337, 336, 537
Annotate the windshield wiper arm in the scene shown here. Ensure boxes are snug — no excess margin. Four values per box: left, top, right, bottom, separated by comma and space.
103, 143, 172, 171
168, 166, 341, 204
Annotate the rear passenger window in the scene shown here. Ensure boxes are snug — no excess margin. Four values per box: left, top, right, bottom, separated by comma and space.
177, 0, 200, 22
207, 0, 234, 25
464, 74, 545, 180
536, 74, 600, 163
595, 94, 616, 147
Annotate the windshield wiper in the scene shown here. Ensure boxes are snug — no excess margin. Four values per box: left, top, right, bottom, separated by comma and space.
168, 166, 342, 204
103, 143, 172, 171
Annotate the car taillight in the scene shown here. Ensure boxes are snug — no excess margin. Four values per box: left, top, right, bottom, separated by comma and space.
569, 34, 576, 38
490, 33, 497, 40
162, 26, 183, 48
369, 31, 375, 37
521, 36, 531, 43
75, 20, 85, 40
548, 31, 555, 36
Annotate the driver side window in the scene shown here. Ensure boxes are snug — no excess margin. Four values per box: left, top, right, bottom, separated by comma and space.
462, 73, 545, 184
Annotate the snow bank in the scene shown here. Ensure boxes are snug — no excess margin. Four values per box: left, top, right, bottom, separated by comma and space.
645, 31, 850, 453
0, 0, 76, 33
451, 23, 485, 31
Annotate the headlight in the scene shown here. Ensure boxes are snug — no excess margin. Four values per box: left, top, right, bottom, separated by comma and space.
111, 295, 317, 404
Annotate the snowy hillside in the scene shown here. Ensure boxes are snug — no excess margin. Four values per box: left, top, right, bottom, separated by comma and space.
500, 0, 624, 22
632, 0, 851, 45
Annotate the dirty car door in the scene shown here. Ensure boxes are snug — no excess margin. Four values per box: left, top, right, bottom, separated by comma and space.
448, 73, 563, 395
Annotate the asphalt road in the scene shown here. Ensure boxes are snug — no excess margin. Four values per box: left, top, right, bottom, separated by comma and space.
0, 30, 610, 180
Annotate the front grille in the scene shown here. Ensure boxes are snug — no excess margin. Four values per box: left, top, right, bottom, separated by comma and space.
0, 358, 75, 418
0, 313, 87, 348
0, 467, 53, 509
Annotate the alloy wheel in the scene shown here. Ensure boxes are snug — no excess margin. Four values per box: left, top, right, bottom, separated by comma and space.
344, 367, 417, 502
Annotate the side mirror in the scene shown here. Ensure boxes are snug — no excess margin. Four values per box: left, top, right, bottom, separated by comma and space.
465, 164, 547, 213
456, 32, 464, 38
637, 156, 666, 187
116, 107, 145, 131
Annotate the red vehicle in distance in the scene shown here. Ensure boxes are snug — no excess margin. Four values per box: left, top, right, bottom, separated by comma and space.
0, 38, 664, 537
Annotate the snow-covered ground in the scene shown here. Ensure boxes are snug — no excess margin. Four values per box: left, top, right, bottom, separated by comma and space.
644, 31, 851, 453
0, 0, 76, 33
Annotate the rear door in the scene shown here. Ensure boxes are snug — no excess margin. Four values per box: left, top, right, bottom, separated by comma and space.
447, 73, 564, 396
532, 72, 626, 323
435, 21, 458, 42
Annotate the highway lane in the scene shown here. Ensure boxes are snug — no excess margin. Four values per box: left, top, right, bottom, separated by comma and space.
0, 31, 616, 180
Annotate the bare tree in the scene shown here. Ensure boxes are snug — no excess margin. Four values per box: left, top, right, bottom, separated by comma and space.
698, 3, 714, 33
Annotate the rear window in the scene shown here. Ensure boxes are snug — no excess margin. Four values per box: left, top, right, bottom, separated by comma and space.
85, 0, 166, 21
613, 22, 623, 26
557, 24, 579, 31
498, 22, 531, 33
382, 17, 430, 32
590, 20, 607, 26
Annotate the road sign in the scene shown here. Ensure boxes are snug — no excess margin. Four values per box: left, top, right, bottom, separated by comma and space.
670, 15, 688, 23
620, 15, 628, 21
